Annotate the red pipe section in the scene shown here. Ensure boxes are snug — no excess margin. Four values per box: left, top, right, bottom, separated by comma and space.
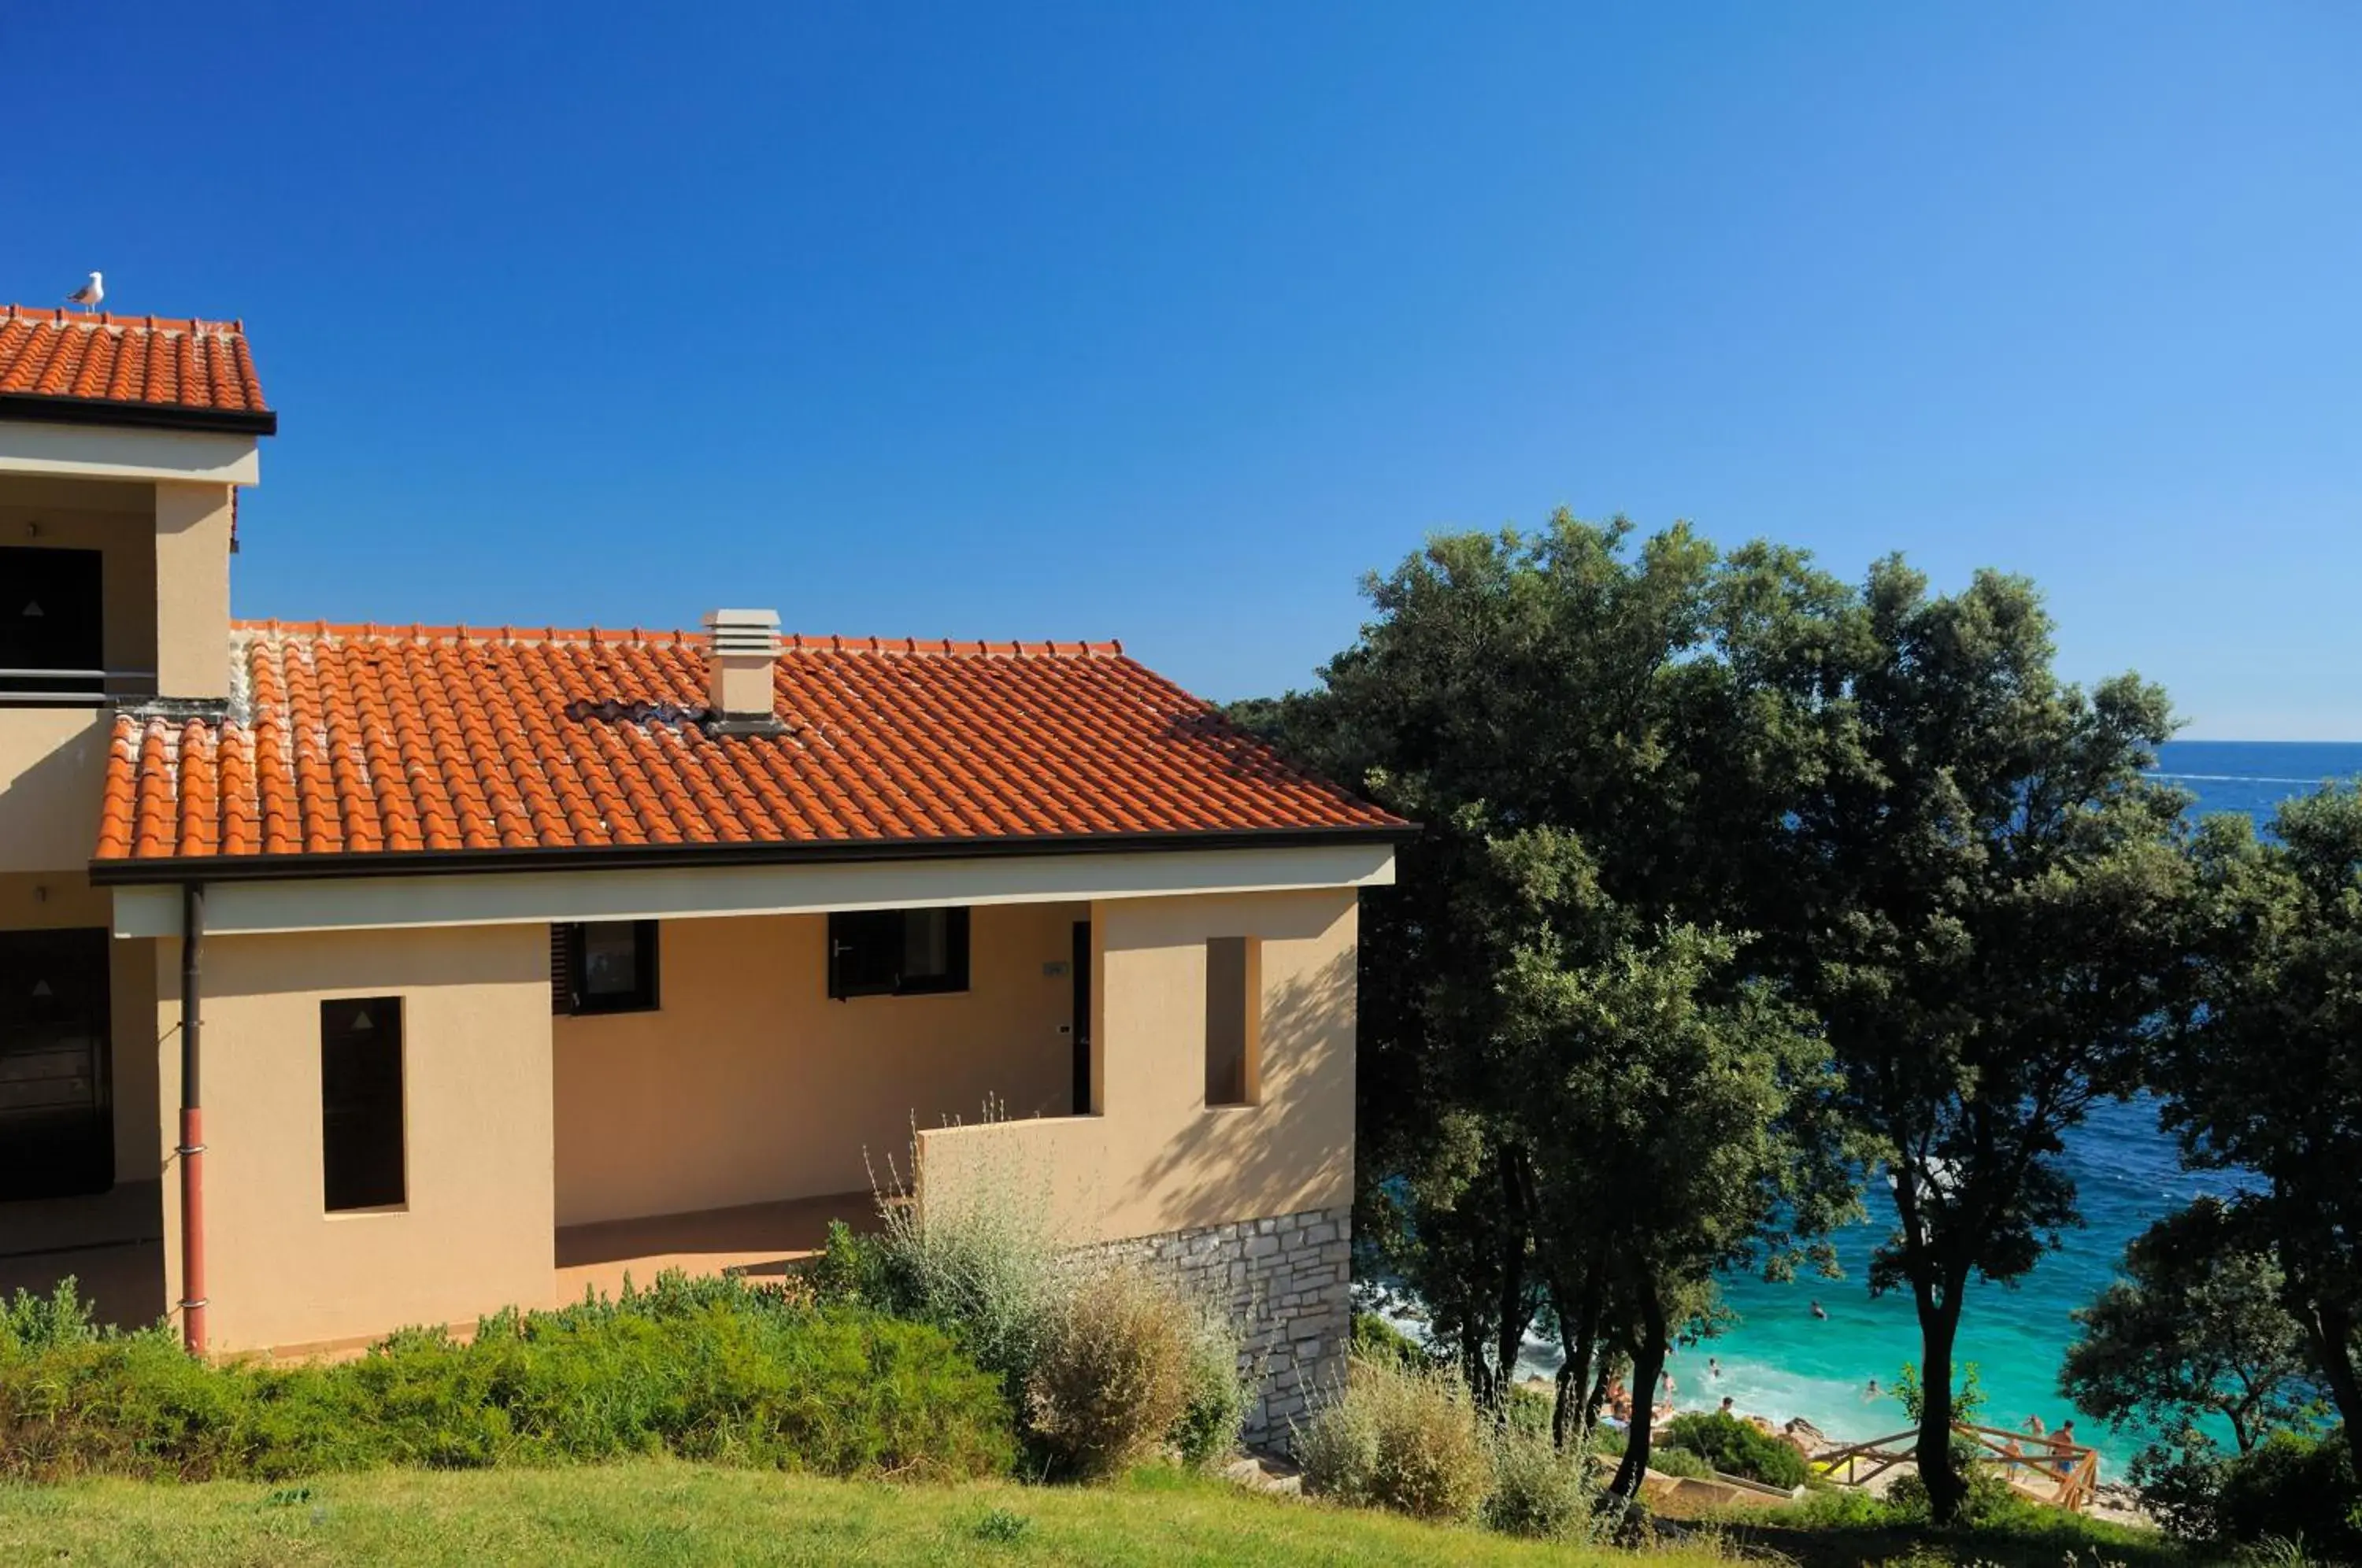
178, 882, 207, 1356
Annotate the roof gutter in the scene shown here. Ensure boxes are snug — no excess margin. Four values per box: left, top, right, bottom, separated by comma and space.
88, 822, 1423, 888
0, 393, 277, 437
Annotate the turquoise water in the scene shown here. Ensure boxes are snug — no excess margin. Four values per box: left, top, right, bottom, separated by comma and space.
1657, 741, 2362, 1474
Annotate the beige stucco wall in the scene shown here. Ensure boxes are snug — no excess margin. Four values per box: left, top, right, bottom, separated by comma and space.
920, 886, 1357, 1245
0, 708, 110, 875
151, 482, 232, 701
154, 923, 555, 1352
554, 902, 1083, 1226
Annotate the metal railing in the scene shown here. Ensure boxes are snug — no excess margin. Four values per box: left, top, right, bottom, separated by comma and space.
0, 668, 160, 705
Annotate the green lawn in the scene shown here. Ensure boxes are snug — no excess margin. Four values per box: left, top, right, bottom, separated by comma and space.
0, 1462, 1719, 1567
0, 1461, 2197, 1567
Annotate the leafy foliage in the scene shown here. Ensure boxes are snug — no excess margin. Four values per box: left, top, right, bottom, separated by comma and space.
2164, 783, 2362, 1438
1294, 1356, 1491, 1522
1660, 1410, 1808, 1488
2062, 1197, 2319, 1459
0, 1275, 1013, 1483
1024, 1266, 1196, 1480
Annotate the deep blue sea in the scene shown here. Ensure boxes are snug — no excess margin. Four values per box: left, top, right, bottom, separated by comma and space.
1679, 741, 2362, 1474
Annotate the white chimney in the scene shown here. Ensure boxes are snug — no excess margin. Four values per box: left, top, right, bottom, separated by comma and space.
702, 608, 784, 736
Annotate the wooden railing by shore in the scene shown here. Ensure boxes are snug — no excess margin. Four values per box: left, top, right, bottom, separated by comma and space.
1811, 1422, 2101, 1513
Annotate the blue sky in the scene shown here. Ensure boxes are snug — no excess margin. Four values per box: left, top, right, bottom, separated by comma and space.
10, 4, 2359, 736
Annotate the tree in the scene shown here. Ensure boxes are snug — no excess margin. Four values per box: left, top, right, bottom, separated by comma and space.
1766, 559, 2194, 1522
2061, 1197, 2319, 1457
2164, 785, 2362, 1437
1235, 516, 1860, 1499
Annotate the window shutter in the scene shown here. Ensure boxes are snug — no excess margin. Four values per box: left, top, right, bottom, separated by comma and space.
550, 923, 574, 1015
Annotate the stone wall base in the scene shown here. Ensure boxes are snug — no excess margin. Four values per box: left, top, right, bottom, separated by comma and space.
1084, 1206, 1352, 1450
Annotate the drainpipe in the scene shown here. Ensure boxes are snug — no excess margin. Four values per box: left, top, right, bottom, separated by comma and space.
178, 882, 207, 1356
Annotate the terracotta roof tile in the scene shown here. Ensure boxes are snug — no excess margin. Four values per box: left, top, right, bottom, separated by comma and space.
0, 306, 268, 417
94, 624, 1401, 869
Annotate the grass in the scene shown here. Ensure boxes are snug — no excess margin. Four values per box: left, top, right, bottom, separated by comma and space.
0, 1459, 1736, 1567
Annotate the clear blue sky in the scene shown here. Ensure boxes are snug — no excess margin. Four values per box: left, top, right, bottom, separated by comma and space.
12, 4, 2359, 737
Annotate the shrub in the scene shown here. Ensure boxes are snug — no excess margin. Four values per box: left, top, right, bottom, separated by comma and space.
1662, 1411, 1808, 1489
1883, 1460, 2020, 1525
0, 1274, 1014, 1484
861, 1137, 1061, 1392
1294, 1357, 1490, 1522
1168, 1296, 1248, 1470
1644, 1442, 1711, 1479
1483, 1426, 1599, 1540
1024, 1266, 1194, 1480
1349, 1311, 1429, 1371
2209, 1429, 2360, 1557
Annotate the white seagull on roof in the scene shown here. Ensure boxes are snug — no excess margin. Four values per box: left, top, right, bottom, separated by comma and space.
65, 272, 103, 312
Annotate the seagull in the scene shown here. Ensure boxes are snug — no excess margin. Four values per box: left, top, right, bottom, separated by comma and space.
65, 272, 103, 312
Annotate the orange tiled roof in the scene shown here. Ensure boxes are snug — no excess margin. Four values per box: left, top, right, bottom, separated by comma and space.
0, 306, 272, 428
92, 623, 1403, 871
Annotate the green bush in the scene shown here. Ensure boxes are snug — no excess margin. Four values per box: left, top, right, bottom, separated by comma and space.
0, 1274, 1013, 1484
1661, 1410, 1807, 1489
1643, 1442, 1710, 1479
1483, 1426, 1598, 1540
1168, 1296, 1248, 1470
1348, 1311, 1430, 1371
2209, 1429, 2360, 1556
1295, 1357, 1490, 1522
1883, 1460, 2020, 1525
1024, 1266, 1194, 1480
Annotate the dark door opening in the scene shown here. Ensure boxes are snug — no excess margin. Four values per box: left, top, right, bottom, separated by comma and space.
0, 546, 105, 698
1071, 920, 1092, 1115
0, 929, 113, 1203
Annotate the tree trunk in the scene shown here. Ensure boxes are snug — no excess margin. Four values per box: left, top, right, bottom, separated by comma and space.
1609, 1290, 1669, 1502
1549, 1269, 1602, 1450
1910, 1275, 1968, 1523
1494, 1155, 1531, 1412
2306, 1299, 2362, 1440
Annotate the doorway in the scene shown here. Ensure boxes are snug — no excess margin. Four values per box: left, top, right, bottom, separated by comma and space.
1070, 920, 1091, 1115
0, 929, 113, 1202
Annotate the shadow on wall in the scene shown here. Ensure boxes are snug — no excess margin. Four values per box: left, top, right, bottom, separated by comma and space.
1123, 944, 1357, 1229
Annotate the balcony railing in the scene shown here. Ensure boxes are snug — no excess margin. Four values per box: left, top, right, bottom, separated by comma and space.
0, 668, 160, 706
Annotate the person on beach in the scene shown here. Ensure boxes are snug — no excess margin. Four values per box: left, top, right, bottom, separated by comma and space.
2023, 1414, 2047, 1440
1720, 1396, 1734, 1415
2054, 1419, 2078, 1474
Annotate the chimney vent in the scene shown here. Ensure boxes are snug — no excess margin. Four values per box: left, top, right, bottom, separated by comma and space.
702, 608, 784, 736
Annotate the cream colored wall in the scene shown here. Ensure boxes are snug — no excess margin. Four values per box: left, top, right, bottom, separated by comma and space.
0, 476, 158, 677
554, 903, 1081, 1226
152, 482, 232, 701
154, 923, 555, 1352
0, 875, 161, 1187
0, 708, 110, 875
919, 887, 1357, 1245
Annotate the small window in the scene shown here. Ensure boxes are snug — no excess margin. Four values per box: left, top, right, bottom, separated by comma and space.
321, 997, 405, 1212
1205, 937, 1260, 1107
552, 921, 660, 1015
829, 908, 971, 999
0, 545, 104, 701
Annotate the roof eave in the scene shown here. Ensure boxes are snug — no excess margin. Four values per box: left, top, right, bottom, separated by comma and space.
0, 392, 277, 437
87, 821, 1423, 887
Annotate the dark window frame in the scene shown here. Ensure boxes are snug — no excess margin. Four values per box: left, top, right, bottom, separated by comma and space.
1204, 935, 1259, 1108
0, 545, 106, 702
553, 920, 662, 1015
827, 907, 972, 1000
320, 997, 405, 1214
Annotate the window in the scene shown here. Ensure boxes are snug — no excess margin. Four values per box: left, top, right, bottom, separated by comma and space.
1205, 937, 1260, 1107
828, 908, 971, 999
0, 546, 104, 701
321, 997, 405, 1211
551, 921, 661, 1015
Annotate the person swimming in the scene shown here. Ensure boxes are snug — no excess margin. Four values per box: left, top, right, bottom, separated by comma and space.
1810, 1300, 1828, 1320
1708, 1356, 1721, 1379
1864, 1377, 1880, 1400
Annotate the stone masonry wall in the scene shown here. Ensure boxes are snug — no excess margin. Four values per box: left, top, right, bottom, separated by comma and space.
1086, 1206, 1352, 1451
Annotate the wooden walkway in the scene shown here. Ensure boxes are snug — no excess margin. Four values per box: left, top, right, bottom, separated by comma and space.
1812, 1421, 2101, 1512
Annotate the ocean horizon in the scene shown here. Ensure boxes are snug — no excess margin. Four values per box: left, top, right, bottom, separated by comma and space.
1493, 741, 2362, 1477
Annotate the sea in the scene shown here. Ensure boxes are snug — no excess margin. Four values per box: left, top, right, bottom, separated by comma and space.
1677, 741, 2362, 1475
